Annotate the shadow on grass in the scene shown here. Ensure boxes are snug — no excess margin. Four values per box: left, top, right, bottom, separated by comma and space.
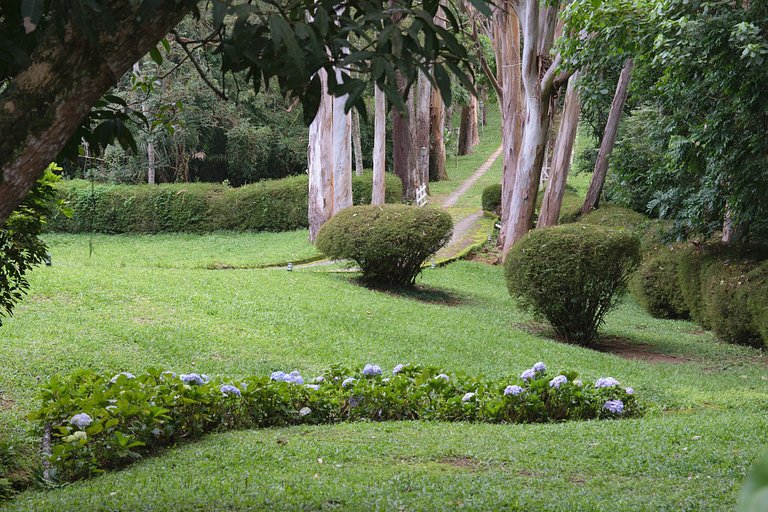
350, 278, 471, 307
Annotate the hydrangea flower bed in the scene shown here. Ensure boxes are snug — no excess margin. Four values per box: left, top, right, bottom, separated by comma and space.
31, 363, 640, 481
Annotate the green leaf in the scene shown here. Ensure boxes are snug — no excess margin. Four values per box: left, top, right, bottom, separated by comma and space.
149, 47, 163, 66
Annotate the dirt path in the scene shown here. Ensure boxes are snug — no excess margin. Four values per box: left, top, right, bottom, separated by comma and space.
441, 145, 503, 208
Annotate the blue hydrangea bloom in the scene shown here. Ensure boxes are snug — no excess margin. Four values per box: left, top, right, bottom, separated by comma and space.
299, 407, 312, 416
521, 369, 536, 381
549, 375, 568, 389
533, 362, 546, 373
504, 385, 523, 396
70, 413, 93, 429
271, 371, 287, 381
314, 376, 325, 383
286, 371, 304, 385
220, 384, 241, 397
110, 372, 135, 384
348, 396, 361, 407
363, 364, 382, 376
625, 387, 635, 395
305, 384, 320, 391
382, 378, 391, 384
603, 399, 624, 414
435, 374, 450, 381
392, 364, 406, 375
595, 377, 620, 388
180, 373, 207, 385
342, 377, 356, 388
461, 392, 476, 402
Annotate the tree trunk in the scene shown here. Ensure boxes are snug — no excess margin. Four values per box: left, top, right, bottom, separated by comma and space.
494, 5, 523, 249
581, 58, 634, 215
392, 73, 418, 201
722, 204, 746, 244
331, 68, 353, 215
415, 70, 431, 193
352, 108, 364, 176
470, 94, 480, 147
133, 62, 156, 185
0, 1, 190, 224
501, 0, 565, 257
429, 86, 447, 181
372, 85, 386, 205
308, 70, 334, 241
538, 71, 580, 228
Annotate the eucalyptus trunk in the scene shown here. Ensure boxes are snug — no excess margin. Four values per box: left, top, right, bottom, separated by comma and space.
372, 85, 387, 205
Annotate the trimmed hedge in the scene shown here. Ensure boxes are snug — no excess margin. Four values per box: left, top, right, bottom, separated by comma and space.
482, 184, 502, 215
316, 205, 453, 287
49, 173, 402, 234
505, 224, 641, 346
630, 245, 690, 320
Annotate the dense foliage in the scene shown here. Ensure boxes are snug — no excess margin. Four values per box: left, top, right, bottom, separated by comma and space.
49, 174, 402, 234
505, 224, 641, 346
631, 246, 690, 320
316, 205, 452, 287
31, 363, 640, 482
0, 164, 67, 325
481, 184, 501, 215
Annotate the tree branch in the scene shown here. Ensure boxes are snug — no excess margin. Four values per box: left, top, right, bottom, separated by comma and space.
171, 29, 228, 101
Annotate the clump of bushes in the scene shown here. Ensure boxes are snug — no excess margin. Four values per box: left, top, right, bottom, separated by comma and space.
49, 173, 402, 234
316, 205, 453, 287
505, 224, 641, 345
31, 362, 640, 482
631, 245, 690, 319
482, 184, 502, 215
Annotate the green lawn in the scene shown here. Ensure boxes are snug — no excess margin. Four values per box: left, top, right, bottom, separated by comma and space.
1, 232, 768, 510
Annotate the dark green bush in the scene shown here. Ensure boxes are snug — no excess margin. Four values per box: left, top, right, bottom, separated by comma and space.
744, 262, 768, 345
631, 245, 690, 319
505, 224, 641, 346
49, 174, 402, 234
316, 205, 453, 287
482, 184, 502, 215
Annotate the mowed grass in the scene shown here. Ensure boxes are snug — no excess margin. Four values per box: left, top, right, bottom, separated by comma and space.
1, 232, 768, 510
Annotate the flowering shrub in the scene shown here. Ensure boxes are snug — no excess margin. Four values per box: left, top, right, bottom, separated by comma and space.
30, 363, 640, 482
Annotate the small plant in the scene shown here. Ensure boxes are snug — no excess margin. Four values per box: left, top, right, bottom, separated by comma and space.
316, 205, 453, 287
30, 362, 640, 482
481, 184, 502, 215
505, 224, 641, 346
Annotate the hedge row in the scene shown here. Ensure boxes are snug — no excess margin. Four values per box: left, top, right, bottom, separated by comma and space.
633, 243, 767, 347
49, 173, 402, 234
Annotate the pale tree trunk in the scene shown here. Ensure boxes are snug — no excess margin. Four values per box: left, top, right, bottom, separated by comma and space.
722, 204, 745, 244
133, 62, 156, 185
372, 85, 387, 205
494, 4, 523, 248
581, 58, 633, 214
308, 70, 334, 241
538, 71, 580, 227
352, 108, 364, 176
415, 70, 432, 193
470, 94, 481, 147
501, 0, 568, 257
392, 73, 418, 201
429, 86, 448, 181
331, 68, 353, 215
457, 94, 480, 155
0, 1, 190, 224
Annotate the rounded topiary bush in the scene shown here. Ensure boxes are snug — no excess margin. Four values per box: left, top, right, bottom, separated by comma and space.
316, 205, 453, 287
631, 245, 690, 319
481, 184, 502, 215
505, 224, 641, 346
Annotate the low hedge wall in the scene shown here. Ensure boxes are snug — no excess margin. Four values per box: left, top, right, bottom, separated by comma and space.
49, 173, 402, 234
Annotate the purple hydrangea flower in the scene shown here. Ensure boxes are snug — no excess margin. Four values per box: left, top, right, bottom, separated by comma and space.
549, 375, 568, 389
299, 407, 312, 416
348, 396, 361, 407
306, 384, 320, 391
110, 372, 135, 384
595, 377, 621, 388
625, 387, 635, 395
504, 385, 524, 396
363, 364, 382, 376
271, 371, 287, 381
392, 364, 406, 375
603, 399, 624, 414
382, 378, 391, 384
521, 369, 536, 381
533, 362, 547, 373
70, 413, 93, 429
314, 376, 325, 383
286, 371, 304, 385
435, 374, 450, 382
220, 384, 241, 397
342, 377, 356, 388
180, 373, 208, 385
461, 392, 476, 402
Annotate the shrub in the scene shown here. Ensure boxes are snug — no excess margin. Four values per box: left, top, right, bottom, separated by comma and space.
482, 184, 502, 215
631, 246, 690, 319
31, 362, 641, 482
49, 174, 402, 234
745, 262, 768, 346
505, 224, 641, 346
316, 205, 453, 287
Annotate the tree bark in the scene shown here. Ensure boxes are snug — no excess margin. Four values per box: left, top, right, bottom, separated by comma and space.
0, 2, 190, 224
134, 62, 156, 185
581, 58, 634, 215
457, 94, 480, 155
538, 71, 580, 228
392, 73, 418, 201
308, 70, 334, 241
331, 68, 353, 215
352, 108, 364, 176
372, 85, 387, 205
429, 86, 448, 181
415, 70, 432, 193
